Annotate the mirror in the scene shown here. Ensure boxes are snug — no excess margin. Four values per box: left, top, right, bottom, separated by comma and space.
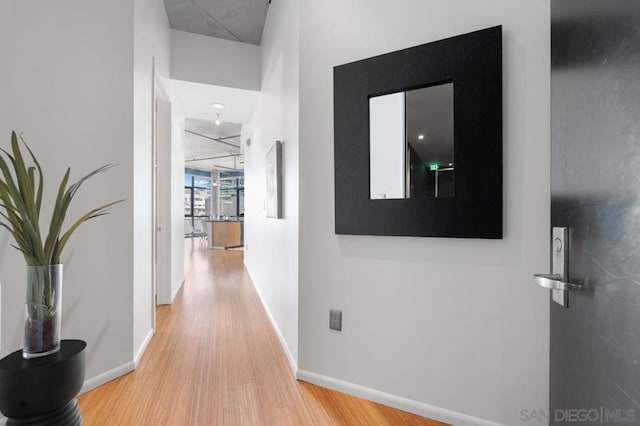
334, 26, 502, 238
369, 82, 454, 200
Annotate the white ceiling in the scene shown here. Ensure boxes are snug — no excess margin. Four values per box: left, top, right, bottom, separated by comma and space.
163, 0, 269, 45
170, 79, 259, 123
170, 79, 259, 173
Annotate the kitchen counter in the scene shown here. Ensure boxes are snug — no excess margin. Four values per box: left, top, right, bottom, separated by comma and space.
203, 220, 243, 249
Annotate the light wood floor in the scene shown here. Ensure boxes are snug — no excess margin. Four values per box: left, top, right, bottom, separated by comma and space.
78, 240, 446, 425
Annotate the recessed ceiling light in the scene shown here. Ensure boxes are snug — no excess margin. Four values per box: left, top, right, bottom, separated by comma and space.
213, 103, 225, 109
418, 134, 424, 140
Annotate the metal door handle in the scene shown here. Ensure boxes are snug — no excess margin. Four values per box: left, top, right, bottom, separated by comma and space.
533, 274, 583, 291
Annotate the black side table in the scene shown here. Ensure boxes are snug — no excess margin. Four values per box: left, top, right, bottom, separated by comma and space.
0, 340, 86, 425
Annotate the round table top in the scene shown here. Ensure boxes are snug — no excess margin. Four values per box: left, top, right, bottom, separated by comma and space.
0, 340, 86, 370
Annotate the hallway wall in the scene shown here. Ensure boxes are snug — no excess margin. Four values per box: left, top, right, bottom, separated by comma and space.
0, 0, 135, 379
244, 0, 300, 367
298, 1, 551, 425
171, 30, 261, 91
133, 0, 172, 364
0, 0, 178, 386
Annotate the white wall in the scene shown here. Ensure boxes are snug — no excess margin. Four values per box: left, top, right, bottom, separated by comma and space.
171, 30, 261, 91
244, 0, 299, 368
171, 116, 185, 301
133, 0, 172, 361
298, 1, 550, 425
0, 0, 135, 379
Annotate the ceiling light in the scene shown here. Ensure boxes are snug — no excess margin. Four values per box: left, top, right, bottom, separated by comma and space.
215, 120, 221, 126
212, 103, 225, 109
418, 134, 424, 140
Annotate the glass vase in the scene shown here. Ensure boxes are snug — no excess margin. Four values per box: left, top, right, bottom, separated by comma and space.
23, 264, 63, 359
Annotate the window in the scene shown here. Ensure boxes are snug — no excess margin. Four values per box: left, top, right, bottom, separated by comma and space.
184, 171, 212, 223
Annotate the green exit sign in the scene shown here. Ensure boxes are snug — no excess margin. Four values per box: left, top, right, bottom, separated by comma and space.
429, 163, 439, 171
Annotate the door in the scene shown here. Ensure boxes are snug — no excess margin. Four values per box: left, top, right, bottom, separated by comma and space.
154, 91, 172, 305
548, 1, 640, 424
152, 96, 158, 329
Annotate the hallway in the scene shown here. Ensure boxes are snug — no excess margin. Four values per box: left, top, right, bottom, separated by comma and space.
78, 241, 444, 425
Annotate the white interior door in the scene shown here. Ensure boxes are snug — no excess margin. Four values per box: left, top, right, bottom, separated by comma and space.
154, 87, 173, 307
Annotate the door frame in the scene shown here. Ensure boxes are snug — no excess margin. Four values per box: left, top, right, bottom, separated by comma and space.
151, 59, 172, 332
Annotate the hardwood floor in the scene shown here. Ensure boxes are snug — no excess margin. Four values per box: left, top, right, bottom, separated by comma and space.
78, 240, 446, 425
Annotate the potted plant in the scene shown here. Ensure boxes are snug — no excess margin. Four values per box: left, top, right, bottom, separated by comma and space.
0, 131, 122, 359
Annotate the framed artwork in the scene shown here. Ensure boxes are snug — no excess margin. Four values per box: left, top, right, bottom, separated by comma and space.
265, 140, 282, 218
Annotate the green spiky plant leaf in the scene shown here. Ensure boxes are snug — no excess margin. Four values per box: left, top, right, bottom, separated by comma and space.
0, 131, 124, 266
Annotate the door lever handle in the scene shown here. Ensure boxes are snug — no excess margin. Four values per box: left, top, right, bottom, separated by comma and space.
533, 274, 583, 292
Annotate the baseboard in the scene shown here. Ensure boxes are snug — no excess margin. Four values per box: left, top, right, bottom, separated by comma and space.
244, 266, 298, 375
296, 370, 502, 426
80, 361, 136, 395
134, 329, 154, 367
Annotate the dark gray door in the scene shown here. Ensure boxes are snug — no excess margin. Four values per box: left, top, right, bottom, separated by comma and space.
550, 1, 640, 424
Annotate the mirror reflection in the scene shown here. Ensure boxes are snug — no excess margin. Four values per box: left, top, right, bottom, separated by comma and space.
369, 82, 454, 200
